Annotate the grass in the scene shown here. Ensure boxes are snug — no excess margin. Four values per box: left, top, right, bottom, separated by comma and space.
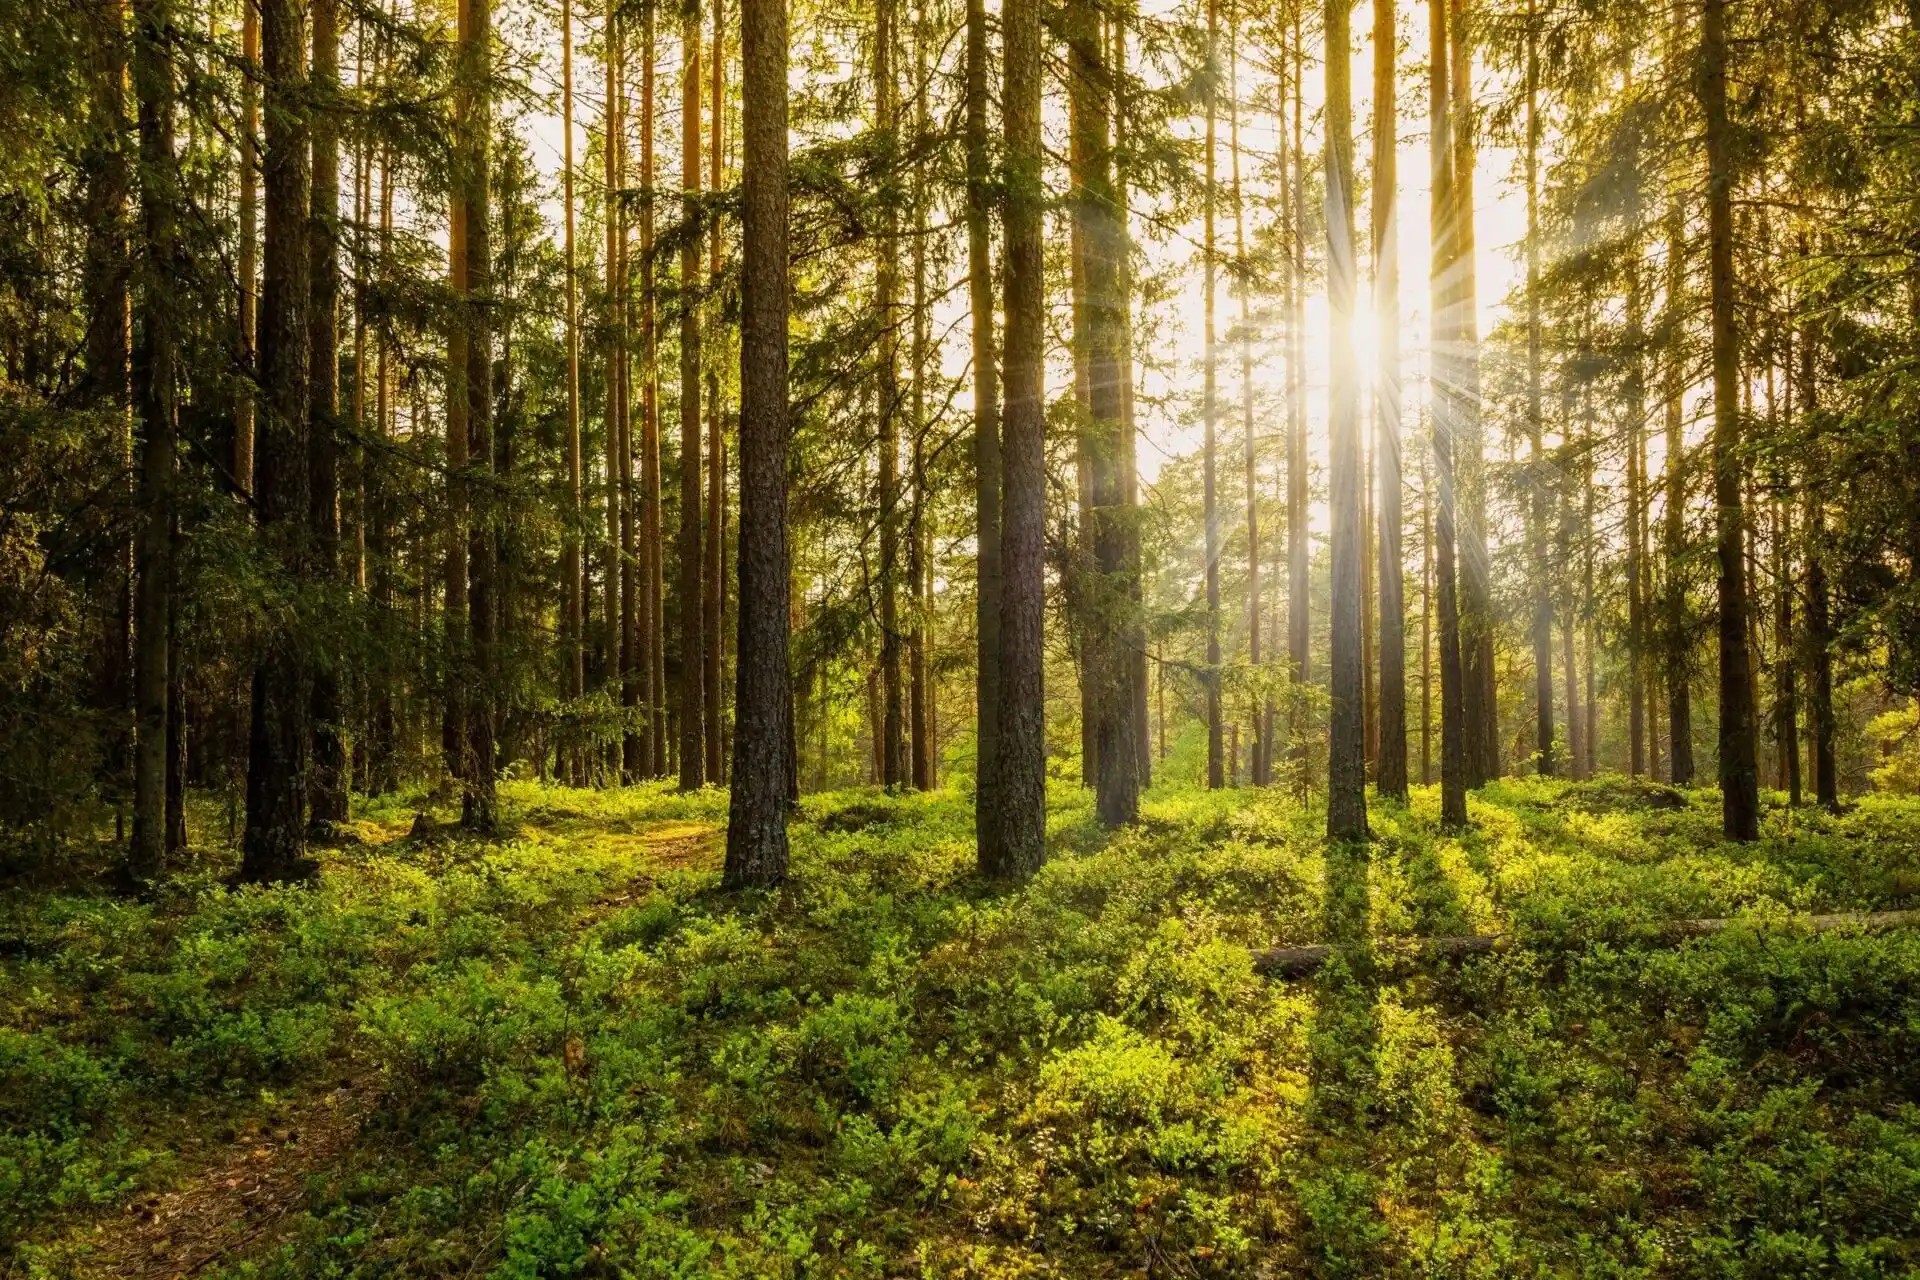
5, 761, 1920, 1277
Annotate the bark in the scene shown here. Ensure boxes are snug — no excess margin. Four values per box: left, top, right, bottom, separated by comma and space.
1699, 0, 1759, 840
876, 0, 906, 789
309, 0, 348, 832
1525, 6, 1552, 777
1626, 271, 1647, 777
1799, 299, 1837, 809
1374, 0, 1407, 799
1115, 14, 1150, 792
704, 3, 726, 786
910, 14, 932, 793
236, 0, 259, 494
1325, 0, 1366, 841
1231, 35, 1263, 788
983, 0, 1046, 877
1664, 195, 1694, 786
1286, 18, 1309, 778
1430, 0, 1467, 829
1202, 0, 1223, 790
129, 0, 176, 882
461, 0, 498, 833
242, 0, 313, 880
1450, 0, 1496, 786
679, 0, 707, 789
1071, 0, 1137, 826
723, 0, 792, 887
967, 0, 1001, 852
562, 0, 584, 781
644, 4, 667, 779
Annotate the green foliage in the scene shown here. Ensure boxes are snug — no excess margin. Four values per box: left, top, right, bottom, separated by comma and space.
9, 779, 1920, 1275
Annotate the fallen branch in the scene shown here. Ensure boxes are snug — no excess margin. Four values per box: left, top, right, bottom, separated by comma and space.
1253, 908, 1920, 979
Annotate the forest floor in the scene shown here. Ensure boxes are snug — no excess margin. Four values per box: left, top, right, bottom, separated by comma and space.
6, 757, 1920, 1278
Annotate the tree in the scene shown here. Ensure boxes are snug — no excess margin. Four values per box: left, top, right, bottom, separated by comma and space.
242, 0, 314, 880
309, 0, 348, 834
679, 0, 708, 790
1326, 0, 1366, 840
967, 0, 1001, 857
460, 0, 499, 832
129, 0, 176, 882
562, 0, 584, 783
724, 0, 792, 887
1524, 0, 1553, 778
1430, 0, 1467, 829
1699, 0, 1759, 839
1202, 0, 1223, 790
1374, 0, 1408, 800
983, 0, 1046, 876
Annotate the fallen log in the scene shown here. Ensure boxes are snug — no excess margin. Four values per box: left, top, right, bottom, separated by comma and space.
1252, 908, 1920, 979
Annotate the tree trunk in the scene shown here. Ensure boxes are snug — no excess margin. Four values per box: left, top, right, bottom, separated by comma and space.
875, 0, 905, 790
1799, 289, 1837, 810
561, 0, 583, 782
723, 0, 792, 887
309, 0, 348, 833
679, 0, 707, 789
130, 0, 176, 882
1699, 0, 1759, 840
1430, 0, 1467, 829
1114, 11, 1149, 792
1525, 4, 1552, 777
1450, 0, 1496, 786
1231, 34, 1263, 788
1325, 0, 1365, 841
1626, 269, 1647, 778
1202, 0, 1223, 791
644, 3, 667, 779
983, 0, 1046, 876
1664, 185, 1694, 786
1286, 17, 1309, 781
909, 10, 932, 793
242, 0, 313, 880
704, 5, 726, 785
966, 0, 1000, 847
236, 0, 259, 495
461, 0, 498, 833
1374, 0, 1407, 800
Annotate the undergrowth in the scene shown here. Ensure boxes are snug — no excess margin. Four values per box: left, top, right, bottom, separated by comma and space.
5, 769, 1920, 1277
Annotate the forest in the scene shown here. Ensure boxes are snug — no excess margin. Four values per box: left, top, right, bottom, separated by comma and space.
4, 0, 1920, 1266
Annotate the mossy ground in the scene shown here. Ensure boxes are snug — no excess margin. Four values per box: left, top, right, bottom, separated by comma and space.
7, 759, 1920, 1277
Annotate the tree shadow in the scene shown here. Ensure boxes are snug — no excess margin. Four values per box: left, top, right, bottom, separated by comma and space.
1296, 835, 1388, 1275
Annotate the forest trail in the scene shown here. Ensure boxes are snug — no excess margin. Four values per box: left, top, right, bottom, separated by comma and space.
42, 813, 723, 1279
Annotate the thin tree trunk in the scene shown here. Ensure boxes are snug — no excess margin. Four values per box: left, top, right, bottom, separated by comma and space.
1430, 0, 1467, 828
1799, 275, 1837, 810
309, 0, 348, 833
984, 0, 1046, 876
242, 0, 313, 879
704, 2, 726, 785
1326, 0, 1365, 840
1422, 419, 1434, 786
1374, 0, 1407, 799
1525, 3, 1552, 777
644, 3, 666, 779
875, 0, 905, 789
679, 0, 707, 789
562, 0, 584, 782
1115, 11, 1149, 791
1626, 271, 1647, 777
1664, 177, 1694, 786
1286, 15, 1309, 780
461, 0, 498, 832
130, 0, 177, 882
1202, 0, 1223, 790
236, 0, 259, 494
724, 0, 792, 886
1700, 0, 1759, 840
966, 0, 1000, 850
909, 4, 932, 792
1231, 31, 1263, 787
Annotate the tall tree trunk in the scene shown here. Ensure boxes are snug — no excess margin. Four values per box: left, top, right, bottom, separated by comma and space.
1326, 0, 1365, 840
309, 0, 348, 833
967, 0, 1001, 847
243, 0, 313, 879
1072, 156, 1096, 789
1799, 284, 1837, 810
1374, 0, 1407, 800
644, 3, 667, 779
562, 0, 584, 782
461, 0, 498, 832
621, 12, 643, 784
1231, 31, 1263, 787
1430, 0, 1467, 828
1286, 16, 1309, 780
1626, 270, 1647, 777
909, 2, 932, 792
984, 0, 1046, 876
1699, 0, 1759, 839
236, 0, 259, 494
724, 0, 792, 886
1664, 184, 1694, 786
1525, 2, 1552, 777
1071, 0, 1137, 826
1422, 422, 1434, 785
678, 0, 707, 789
1450, 0, 1496, 785
704, 2, 726, 785
129, 0, 176, 882
1115, 11, 1150, 791
876, 0, 905, 789
1202, 0, 1223, 790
